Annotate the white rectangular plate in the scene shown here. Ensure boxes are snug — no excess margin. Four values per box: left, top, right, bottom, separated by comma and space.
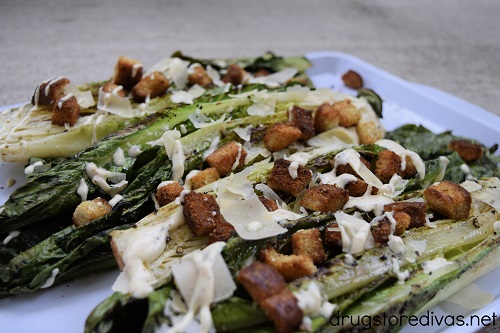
0, 51, 499, 333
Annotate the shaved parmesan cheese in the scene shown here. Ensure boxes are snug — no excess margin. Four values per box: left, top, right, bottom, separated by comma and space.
148, 57, 190, 89
65, 85, 96, 109
434, 156, 450, 182
170, 242, 236, 333
161, 130, 182, 158
109, 194, 123, 207
247, 67, 298, 88
219, 198, 287, 240
307, 128, 356, 148
471, 178, 500, 211
128, 145, 142, 157
188, 110, 226, 128
422, 257, 453, 274
171, 141, 185, 182
334, 212, 374, 254
170, 85, 206, 104
461, 180, 482, 193
116, 208, 185, 298
254, 183, 284, 204
206, 65, 225, 87
494, 221, 500, 234
97, 87, 135, 118
234, 124, 253, 142
242, 142, 271, 164
247, 102, 275, 116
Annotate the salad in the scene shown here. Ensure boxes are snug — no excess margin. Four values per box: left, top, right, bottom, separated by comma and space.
0, 52, 499, 333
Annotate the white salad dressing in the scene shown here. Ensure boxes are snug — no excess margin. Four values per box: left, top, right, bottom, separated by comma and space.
375, 139, 425, 180
128, 145, 142, 157
77, 178, 89, 201
40, 268, 60, 289
24, 161, 43, 175
3, 231, 20, 245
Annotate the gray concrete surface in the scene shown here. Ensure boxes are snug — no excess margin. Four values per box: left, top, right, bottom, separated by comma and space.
1, 0, 499, 118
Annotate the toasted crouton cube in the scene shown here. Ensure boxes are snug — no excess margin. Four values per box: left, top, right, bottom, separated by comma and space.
448, 139, 484, 162
314, 103, 340, 133
333, 156, 371, 177
259, 197, 279, 212
222, 64, 247, 85
102, 82, 126, 97
188, 65, 212, 87
32, 77, 70, 106
292, 229, 326, 265
156, 182, 183, 207
345, 179, 378, 197
131, 71, 170, 102
209, 219, 236, 244
51, 94, 80, 126
261, 247, 317, 282
423, 180, 472, 220
384, 202, 426, 228
301, 184, 349, 213
324, 223, 342, 253
335, 99, 361, 127
237, 261, 286, 304
341, 70, 364, 89
288, 105, 315, 140
372, 211, 411, 245
263, 122, 302, 152
182, 191, 221, 236
357, 120, 384, 144
205, 141, 247, 176
399, 156, 417, 179
112, 56, 143, 90
266, 158, 312, 197
73, 198, 112, 227
374, 150, 401, 184
188, 167, 220, 190
260, 289, 303, 333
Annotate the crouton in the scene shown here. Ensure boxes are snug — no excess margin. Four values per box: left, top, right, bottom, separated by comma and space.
73, 198, 112, 227
131, 71, 170, 102
112, 56, 143, 90
324, 223, 342, 253
209, 219, 236, 244
222, 64, 246, 85
32, 77, 70, 106
51, 94, 80, 126
423, 180, 472, 220
254, 69, 271, 77
182, 191, 221, 236
156, 182, 183, 207
374, 150, 401, 184
260, 289, 303, 333
345, 179, 376, 197
448, 139, 484, 162
384, 202, 426, 228
357, 120, 384, 144
300, 184, 349, 213
187, 65, 212, 87
263, 122, 302, 152
266, 158, 312, 197
399, 156, 417, 179
102, 82, 126, 97
112, 58, 141, 89
372, 211, 411, 245
292, 229, 326, 265
335, 99, 361, 127
188, 167, 220, 190
341, 70, 364, 89
260, 247, 317, 282
205, 141, 247, 176
314, 103, 340, 133
237, 261, 286, 304
288, 105, 315, 140
259, 197, 279, 212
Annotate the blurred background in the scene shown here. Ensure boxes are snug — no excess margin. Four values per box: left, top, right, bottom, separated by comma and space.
1, 0, 499, 115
